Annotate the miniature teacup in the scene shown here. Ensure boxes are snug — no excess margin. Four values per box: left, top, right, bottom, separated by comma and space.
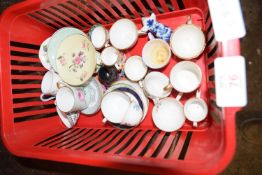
152, 95, 185, 132
100, 46, 124, 69
142, 38, 171, 69
89, 24, 109, 50
139, 71, 172, 103
109, 18, 147, 50
124, 55, 148, 82
184, 90, 208, 127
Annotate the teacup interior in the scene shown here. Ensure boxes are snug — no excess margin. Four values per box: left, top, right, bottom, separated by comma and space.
144, 72, 170, 98
170, 61, 202, 93
142, 39, 170, 69
101, 47, 119, 66
152, 98, 185, 132
184, 98, 208, 122
91, 26, 107, 49
171, 24, 205, 59
109, 19, 138, 50
124, 56, 147, 81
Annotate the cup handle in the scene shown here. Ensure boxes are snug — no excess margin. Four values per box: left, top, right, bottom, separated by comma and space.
196, 89, 201, 98
102, 118, 107, 123
148, 32, 155, 40
137, 29, 147, 36
40, 94, 55, 102
193, 121, 198, 127
176, 92, 183, 101
163, 83, 173, 92
57, 81, 67, 89
186, 15, 192, 25
152, 98, 160, 105
138, 80, 144, 88
104, 42, 110, 48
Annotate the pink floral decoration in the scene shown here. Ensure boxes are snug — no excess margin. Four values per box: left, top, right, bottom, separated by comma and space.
77, 89, 85, 101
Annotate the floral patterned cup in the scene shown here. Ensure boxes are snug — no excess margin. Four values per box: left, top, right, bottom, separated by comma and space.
56, 86, 88, 113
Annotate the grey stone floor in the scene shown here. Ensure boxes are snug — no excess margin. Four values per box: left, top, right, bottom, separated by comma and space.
0, 0, 261, 174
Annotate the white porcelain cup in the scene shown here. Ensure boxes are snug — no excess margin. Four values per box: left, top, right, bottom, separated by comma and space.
56, 86, 88, 113
152, 95, 185, 132
40, 71, 63, 101
124, 55, 148, 82
109, 18, 146, 50
184, 90, 208, 127
170, 61, 202, 93
89, 24, 109, 50
140, 71, 172, 103
101, 91, 131, 124
101, 46, 123, 69
142, 38, 171, 69
170, 16, 206, 60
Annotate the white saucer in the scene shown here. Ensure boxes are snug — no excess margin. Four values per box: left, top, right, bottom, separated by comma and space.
81, 78, 104, 115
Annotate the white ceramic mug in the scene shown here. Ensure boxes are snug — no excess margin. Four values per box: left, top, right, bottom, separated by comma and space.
140, 71, 172, 103
109, 18, 146, 50
184, 90, 208, 127
56, 86, 88, 113
142, 37, 171, 69
100, 46, 124, 69
152, 95, 185, 132
170, 61, 202, 93
40, 71, 63, 101
124, 55, 148, 82
89, 24, 109, 50
170, 16, 206, 60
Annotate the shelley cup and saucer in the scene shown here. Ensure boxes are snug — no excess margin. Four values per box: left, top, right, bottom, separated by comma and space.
56, 78, 103, 115
109, 18, 147, 50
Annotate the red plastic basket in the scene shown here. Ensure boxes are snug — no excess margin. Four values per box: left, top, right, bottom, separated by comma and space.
0, 0, 243, 174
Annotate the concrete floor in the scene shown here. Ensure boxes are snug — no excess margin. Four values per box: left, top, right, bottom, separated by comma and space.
0, 0, 261, 174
